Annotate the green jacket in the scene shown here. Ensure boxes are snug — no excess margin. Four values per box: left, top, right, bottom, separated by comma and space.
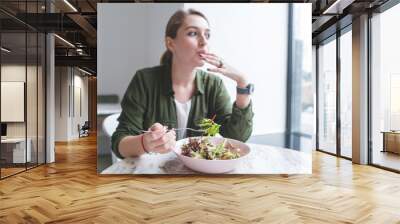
111, 64, 254, 158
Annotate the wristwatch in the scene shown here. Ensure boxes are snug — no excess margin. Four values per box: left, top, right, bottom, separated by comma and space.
237, 83, 254, 95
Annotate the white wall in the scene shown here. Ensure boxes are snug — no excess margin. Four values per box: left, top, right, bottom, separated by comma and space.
1, 66, 27, 141
1, 64, 47, 163
72, 74, 89, 137
98, 3, 183, 101
1, 65, 37, 137
183, 3, 289, 135
98, 3, 304, 136
80, 76, 89, 124
55, 67, 89, 141
55, 67, 68, 141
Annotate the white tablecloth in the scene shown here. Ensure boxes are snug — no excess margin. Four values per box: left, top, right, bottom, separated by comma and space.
101, 143, 312, 174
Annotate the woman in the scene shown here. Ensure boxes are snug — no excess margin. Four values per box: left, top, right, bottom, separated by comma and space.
112, 9, 254, 159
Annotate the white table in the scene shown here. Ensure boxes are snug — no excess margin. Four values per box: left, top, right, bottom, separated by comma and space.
97, 103, 121, 115
101, 143, 312, 174
1, 138, 31, 163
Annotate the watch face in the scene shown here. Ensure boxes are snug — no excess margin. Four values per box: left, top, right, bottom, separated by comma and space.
249, 84, 254, 93
237, 84, 254, 94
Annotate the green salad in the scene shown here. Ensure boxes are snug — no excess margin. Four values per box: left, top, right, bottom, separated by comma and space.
181, 138, 240, 160
198, 117, 220, 137
181, 117, 240, 160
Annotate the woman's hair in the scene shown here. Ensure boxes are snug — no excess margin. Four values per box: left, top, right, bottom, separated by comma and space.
160, 9, 209, 65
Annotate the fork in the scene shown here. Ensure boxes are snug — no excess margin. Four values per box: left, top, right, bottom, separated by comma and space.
140, 127, 204, 133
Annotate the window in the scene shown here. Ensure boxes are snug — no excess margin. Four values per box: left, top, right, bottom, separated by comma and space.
371, 3, 400, 171
317, 37, 337, 155
292, 4, 313, 152
0, 1, 47, 179
339, 28, 352, 158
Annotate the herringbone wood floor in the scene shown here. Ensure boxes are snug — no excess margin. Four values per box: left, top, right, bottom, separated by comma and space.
1, 134, 400, 223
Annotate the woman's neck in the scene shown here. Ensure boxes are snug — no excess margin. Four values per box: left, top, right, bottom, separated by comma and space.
171, 60, 196, 87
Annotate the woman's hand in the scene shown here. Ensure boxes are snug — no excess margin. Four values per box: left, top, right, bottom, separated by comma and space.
142, 123, 176, 153
201, 52, 251, 109
200, 52, 249, 88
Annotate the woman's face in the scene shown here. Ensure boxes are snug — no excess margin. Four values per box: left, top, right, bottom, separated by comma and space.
167, 14, 210, 67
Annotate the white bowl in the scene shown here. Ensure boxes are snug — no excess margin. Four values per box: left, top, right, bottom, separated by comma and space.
173, 137, 250, 174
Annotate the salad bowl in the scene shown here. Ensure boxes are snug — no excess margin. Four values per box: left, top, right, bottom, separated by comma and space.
173, 136, 250, 174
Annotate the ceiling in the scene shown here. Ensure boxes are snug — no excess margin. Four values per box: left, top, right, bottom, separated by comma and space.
0, 0, 394, 75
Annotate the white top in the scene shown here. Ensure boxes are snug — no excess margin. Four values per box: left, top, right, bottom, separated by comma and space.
174, 99, 191, 140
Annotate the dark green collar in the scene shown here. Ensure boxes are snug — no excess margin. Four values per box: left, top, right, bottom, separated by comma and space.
161, 64, 205, 96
